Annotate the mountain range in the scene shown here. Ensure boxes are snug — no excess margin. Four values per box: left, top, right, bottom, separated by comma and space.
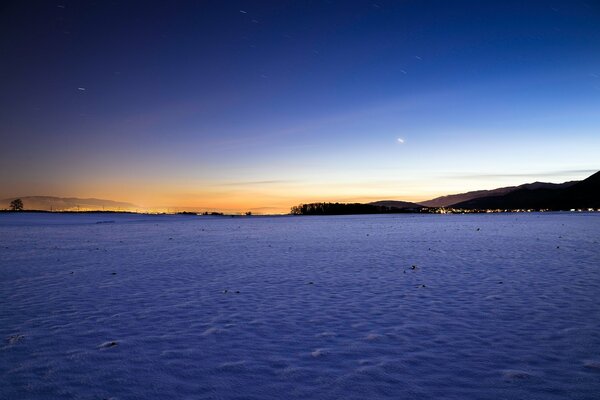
449, 171, 599, 210
0, 196, 137, 211
384, 170, 598, 211
419, 181, 578, 208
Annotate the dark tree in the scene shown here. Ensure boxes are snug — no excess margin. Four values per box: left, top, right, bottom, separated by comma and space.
10, 198, 24, 211
290, 202, 417, 215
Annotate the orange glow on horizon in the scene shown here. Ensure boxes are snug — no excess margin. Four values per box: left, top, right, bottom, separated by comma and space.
6, 171, 593, 214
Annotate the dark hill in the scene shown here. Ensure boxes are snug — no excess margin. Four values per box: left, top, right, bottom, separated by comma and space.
421, 181, 577, 207
558, 170, 600, 209
420, 187, 516, 207
451, 171, 599, 210
369, 200, 423, 209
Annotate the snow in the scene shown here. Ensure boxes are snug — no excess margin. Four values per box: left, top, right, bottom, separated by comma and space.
1, 212, 600, 399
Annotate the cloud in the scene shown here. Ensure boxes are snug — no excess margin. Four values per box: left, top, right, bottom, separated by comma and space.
397, 138, 405, 144
217, 180, 295, 186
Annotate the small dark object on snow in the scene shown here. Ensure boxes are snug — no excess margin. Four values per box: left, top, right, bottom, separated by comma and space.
235, 290, 240, 294
6, 334, 25, 344
100, 341, 118, 348
308, 281, 314, 285
111, 272, 117, 275
223, 289, 228, 294
411, 265, 417, 270
476, 228, 480, 231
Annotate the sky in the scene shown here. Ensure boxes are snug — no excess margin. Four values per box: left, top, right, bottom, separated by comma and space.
0, 0, 599, 213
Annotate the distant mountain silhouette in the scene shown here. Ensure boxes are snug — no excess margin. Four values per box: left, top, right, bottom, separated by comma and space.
420, 181, 577, 207
451, 171, 599, 210
0, 196, 137, 211
368, 200, 423, 209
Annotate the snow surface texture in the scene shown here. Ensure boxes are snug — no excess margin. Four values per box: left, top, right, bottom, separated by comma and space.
1, 212, 599, 399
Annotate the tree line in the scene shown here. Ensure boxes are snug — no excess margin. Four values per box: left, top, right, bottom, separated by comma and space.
290, 202, 418, 215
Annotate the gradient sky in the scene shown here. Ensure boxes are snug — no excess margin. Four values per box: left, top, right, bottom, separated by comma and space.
1, 1, 599, 213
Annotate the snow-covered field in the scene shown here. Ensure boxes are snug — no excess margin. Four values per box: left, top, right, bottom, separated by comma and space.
1, 212, 599, 399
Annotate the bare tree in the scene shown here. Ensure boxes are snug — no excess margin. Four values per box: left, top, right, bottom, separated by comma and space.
10, 198, 24, 211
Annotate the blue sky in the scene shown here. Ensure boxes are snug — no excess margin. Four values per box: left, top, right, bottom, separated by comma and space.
0, 1, 599, 212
